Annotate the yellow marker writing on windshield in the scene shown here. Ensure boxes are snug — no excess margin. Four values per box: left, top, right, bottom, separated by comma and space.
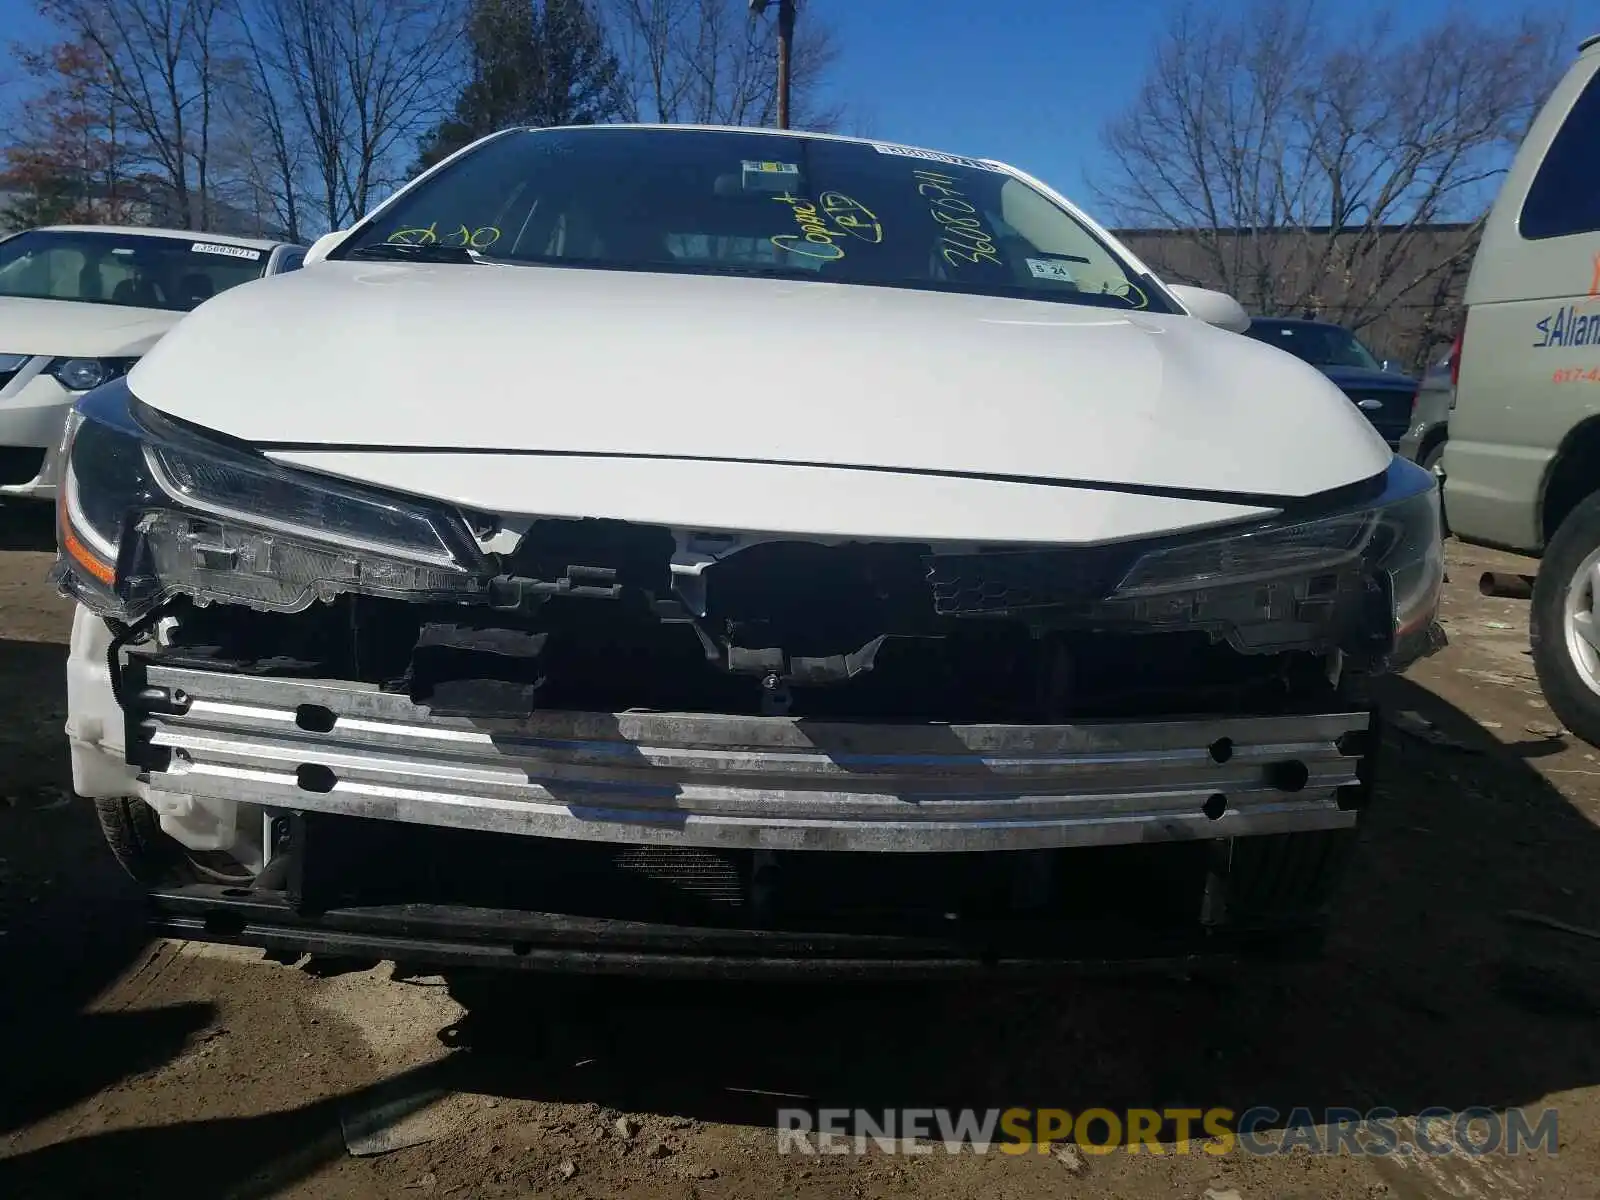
388, 224, 502, 250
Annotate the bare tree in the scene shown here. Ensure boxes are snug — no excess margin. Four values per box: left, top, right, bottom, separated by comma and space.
1, 36, 135, 228
236, 0, 466, 232
38, 0, 229, 229
219, 0, 308, 240
1098, 0, 1565, 367
602, 0, 841, 129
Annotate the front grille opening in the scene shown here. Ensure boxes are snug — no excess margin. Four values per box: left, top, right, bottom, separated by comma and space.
158, 593, 1338, 723
0, 446, 46, 487
287, 813, 1217, 938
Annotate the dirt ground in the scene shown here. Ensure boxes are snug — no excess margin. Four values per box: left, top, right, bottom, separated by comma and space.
5, 500, 1600, 1199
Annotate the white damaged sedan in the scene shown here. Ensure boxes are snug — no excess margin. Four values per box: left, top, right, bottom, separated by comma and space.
54, 126, 1443, 976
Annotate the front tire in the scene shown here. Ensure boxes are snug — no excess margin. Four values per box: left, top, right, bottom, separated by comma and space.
94, 797, 254, 886
96, 796, 192, 885
1531, 491, 1600, 747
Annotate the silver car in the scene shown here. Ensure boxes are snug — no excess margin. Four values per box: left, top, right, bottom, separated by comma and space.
1397, 348, 1453, 477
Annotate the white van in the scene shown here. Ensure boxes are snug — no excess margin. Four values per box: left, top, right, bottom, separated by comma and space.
1444, 34, 1600, 742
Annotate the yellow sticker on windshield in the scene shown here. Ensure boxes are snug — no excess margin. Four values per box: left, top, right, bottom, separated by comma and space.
742, 160, 801, 194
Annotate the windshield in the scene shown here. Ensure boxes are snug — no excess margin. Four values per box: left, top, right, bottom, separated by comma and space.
0, 230, 269, 312
1245, 320, 1381, 370
339, 128, 1175, 313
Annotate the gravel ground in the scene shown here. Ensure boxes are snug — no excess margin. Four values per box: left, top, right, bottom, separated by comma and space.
3, 499, 1600, 1199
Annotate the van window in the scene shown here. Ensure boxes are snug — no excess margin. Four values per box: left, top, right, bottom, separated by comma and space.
1521, 66, 1600, 241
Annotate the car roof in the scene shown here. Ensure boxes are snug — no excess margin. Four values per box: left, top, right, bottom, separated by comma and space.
497, 122, 1016, 175
31, 225, 291, 252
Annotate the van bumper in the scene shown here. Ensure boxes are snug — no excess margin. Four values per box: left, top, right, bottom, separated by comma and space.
1441, 438, 1548, 553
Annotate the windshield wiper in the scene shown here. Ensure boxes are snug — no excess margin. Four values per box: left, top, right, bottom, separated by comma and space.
346, 242, 482, 264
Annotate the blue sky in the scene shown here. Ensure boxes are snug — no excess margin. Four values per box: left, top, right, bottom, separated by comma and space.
822, 0, 1584, 200
0, 0, 1586, 206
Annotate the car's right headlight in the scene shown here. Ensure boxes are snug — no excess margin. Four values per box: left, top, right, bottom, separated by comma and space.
1109, 456, 1445, 672
54, 378, 490, 621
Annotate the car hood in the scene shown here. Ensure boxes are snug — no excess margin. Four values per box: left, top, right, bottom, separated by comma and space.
130, 262, 1391, 503
0, 295, 181, 357
1319, 364, 1418, 391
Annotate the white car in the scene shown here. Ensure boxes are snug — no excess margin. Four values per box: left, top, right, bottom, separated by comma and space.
54, 126, 1444, 976
0, 225, 306, 502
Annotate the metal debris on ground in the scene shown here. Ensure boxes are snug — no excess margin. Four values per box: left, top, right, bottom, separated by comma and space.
339, 1086, 452, 1156
1390, 709, 1475, 751
1053, 1142, 1089, 1175
1506, 909, 1600, 943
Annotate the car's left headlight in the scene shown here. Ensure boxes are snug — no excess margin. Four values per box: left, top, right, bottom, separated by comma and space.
1110, 457, 1445, 672
54, 378, 490, 620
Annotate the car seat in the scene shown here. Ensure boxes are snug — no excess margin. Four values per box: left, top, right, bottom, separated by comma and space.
111, 278, 160, 306
177, 273, 215, 309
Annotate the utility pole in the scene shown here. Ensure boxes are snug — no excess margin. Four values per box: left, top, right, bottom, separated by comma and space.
749, 0, 797, 129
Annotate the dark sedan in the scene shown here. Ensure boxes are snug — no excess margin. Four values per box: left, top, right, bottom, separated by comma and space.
1245, 317, 1416, 448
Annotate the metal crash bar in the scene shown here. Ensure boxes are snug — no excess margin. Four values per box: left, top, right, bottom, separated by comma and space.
128, 663, 1371, 854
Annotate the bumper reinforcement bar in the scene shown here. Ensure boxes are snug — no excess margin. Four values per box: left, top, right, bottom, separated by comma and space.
127, 662, 1373, 853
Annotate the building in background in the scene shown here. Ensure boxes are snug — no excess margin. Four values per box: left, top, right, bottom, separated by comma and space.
1116, 223, 1476, 372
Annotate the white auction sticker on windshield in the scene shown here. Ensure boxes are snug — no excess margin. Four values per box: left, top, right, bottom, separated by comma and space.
191, 242, 262, 261
870, 143, 1000, 172
1026, 258, 1077, 283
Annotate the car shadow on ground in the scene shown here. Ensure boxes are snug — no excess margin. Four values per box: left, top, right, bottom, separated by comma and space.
428, 673, 1600, 1132
4, 674, 1600, 1196
0, 636, 209, 1141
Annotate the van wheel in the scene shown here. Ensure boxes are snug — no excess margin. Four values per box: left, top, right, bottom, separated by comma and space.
1531, 492, 1600, 747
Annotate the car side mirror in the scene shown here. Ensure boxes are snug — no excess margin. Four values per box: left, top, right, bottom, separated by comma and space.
303, 229, 348, 267
1166, 284, 1251, 335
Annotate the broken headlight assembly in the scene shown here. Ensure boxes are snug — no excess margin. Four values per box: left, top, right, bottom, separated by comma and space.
53, 378, 490, 620
1109, 456, 1445, 671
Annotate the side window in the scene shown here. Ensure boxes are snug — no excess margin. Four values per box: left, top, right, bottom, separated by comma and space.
275, 250, 306, 273
1521, 65, 1600, 241
995, 178, 1136, 297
